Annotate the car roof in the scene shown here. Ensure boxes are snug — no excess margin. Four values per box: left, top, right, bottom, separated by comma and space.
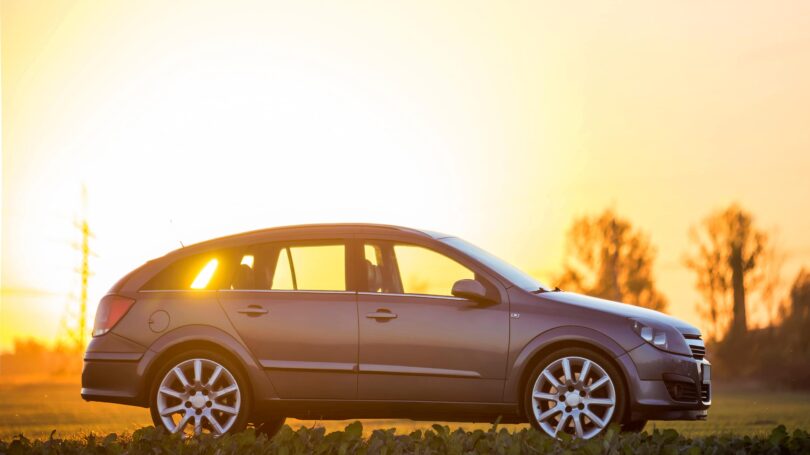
172, 223, 452, 254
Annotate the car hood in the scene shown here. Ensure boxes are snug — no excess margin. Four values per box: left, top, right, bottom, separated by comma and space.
539, 291, 701, 336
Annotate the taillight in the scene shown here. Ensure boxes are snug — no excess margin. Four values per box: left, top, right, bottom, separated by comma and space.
92, 295, 135, 336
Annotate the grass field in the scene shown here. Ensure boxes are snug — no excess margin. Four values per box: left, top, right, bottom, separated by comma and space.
1, 381, 809, 440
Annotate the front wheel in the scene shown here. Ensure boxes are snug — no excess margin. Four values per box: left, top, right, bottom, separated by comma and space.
150, 350, 251, 436
525, 348, 626, 439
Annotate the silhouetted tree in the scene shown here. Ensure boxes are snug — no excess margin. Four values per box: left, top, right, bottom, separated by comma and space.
727, 269, 810, 388
556, 209, 667, 311
784, 269, 810, 358
684, 204, 776, 341
788, 269, 810, 322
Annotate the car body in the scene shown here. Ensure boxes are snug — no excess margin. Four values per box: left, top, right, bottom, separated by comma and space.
82, 223, 710, 438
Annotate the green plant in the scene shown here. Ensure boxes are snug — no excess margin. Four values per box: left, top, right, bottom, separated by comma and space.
2, 422, 809, 454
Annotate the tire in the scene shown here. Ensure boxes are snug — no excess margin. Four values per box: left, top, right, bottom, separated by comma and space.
621, 419, 647, 433
254, 416, 286, 439
149, 349, 251, 436
524, 347, 627, 439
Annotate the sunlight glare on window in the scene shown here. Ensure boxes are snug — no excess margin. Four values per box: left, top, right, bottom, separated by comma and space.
240, 254, 254, 268
190, 259, 219, 289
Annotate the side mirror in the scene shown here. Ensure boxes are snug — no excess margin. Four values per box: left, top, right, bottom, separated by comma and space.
452, 279, 494, 304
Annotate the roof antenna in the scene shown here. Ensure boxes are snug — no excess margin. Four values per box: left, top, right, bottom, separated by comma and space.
169, 218, 185, 248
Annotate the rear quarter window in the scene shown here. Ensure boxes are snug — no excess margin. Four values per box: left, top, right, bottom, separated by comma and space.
142, 249, 241, 290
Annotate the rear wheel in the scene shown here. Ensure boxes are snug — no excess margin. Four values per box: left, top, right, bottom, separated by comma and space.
524, 347, 627, 439
150, 350, 250, 437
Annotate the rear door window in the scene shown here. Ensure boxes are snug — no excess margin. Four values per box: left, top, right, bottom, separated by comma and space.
264, 243, 347, 291
286, 245, 346, 290
271, 248, 295, 290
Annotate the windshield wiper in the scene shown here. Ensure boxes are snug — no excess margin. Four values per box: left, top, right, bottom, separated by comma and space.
531, 286, 562, 294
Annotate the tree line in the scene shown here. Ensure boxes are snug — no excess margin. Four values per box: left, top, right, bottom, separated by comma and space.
555, 204, 808, 387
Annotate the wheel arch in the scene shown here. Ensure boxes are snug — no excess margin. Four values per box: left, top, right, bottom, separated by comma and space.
507, 326, 632, 419
135, 325, 276, 407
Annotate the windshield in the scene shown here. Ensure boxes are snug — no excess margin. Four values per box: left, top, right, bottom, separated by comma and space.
441, 237, 550, 292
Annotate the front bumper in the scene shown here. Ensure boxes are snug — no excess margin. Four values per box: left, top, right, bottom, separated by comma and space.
618, 342, 711, 421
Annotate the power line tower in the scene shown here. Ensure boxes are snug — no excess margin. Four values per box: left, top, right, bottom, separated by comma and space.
78, 209, 91, 349
77, 186, 96, 349
61, 185, 95, 351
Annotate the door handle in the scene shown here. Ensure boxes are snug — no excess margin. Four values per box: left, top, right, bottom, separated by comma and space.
366, 310, 397, 320
237, 305, 268, 316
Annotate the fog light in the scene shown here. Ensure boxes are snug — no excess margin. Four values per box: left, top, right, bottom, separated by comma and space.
665, 380, 699, 402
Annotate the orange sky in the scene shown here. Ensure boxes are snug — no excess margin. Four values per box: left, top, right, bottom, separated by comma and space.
3, 0, 810, 351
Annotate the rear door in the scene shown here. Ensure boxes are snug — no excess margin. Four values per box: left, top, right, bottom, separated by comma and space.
356, 239, 509, 403
218, 240, 358, 399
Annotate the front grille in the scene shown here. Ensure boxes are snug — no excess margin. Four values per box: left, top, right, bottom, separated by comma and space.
684, 334, 706, 360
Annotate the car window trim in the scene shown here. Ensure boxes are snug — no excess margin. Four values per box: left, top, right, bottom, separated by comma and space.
139, 289, 218, 293
218, 289, 356, 295
357, 291, 467, 301
141, 289, 357, 295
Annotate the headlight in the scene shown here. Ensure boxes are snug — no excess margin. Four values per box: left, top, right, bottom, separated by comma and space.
632, 320, 668, 350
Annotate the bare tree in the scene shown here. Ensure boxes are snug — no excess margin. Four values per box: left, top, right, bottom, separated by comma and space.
684, 204, 777, 341
556, 209, 667, 311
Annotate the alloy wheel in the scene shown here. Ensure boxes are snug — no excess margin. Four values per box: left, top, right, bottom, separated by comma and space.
531, 355, 616, 439
155, 358, 241, 436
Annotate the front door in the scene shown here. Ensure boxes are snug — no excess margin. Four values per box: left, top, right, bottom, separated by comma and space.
357, 240, 509, 403
218, 241, 357, 399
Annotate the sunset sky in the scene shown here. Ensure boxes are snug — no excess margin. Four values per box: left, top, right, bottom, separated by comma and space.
3, 0, 810, 352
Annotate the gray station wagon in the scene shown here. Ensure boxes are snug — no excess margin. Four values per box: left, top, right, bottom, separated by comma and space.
82, 223, 710, 439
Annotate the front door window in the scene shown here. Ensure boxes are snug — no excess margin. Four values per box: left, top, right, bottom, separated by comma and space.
362, 242, 474, 296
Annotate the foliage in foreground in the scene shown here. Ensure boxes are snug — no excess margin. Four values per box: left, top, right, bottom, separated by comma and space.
2, 422, 809, 455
